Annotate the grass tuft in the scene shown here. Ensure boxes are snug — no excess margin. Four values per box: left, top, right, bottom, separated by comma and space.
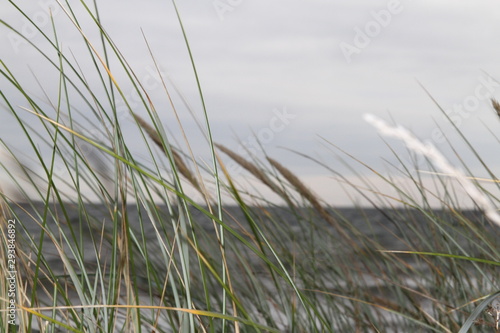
0, 2, 499, 333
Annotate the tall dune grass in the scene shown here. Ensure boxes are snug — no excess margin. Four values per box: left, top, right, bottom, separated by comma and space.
1, 2, 499, 332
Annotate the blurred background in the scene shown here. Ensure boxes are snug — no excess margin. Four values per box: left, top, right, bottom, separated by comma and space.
1, 0, 500, 206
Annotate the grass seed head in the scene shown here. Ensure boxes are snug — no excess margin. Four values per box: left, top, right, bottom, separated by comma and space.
492, 99, 500, 118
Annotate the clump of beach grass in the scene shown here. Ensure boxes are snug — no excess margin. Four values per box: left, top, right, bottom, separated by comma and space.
0, 1, 499, 333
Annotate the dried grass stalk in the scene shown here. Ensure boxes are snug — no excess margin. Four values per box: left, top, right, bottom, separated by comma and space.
492, 99, 500, 118
133, 114, 163, 148
133, 114, 200, 191
266, 157, 359, 244
215, 143, 282, 195
266, 157, 332, 220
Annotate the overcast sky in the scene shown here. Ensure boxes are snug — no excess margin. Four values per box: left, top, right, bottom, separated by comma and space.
2, 1, 500, 206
